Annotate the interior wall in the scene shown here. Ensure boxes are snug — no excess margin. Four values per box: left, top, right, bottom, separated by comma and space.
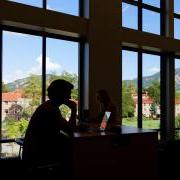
87, 0, 122, 122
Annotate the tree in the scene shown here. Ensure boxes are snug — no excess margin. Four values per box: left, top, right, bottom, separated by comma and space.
6, 104, 23, 121
149, 103, 157, 118
175, 115, 180, 139
60, 71, 78, 100
47, 71, 78, 101
122, 81, 136, 118
2, 81, 10, 92
147, 81, 160, 105
3, 117, 28, 138
23, 74, 41, 111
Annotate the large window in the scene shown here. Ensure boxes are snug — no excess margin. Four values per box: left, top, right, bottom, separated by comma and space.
7, 0, 79, 16
7, 0, 42, 8
122, 50, 138, 127
142, 53, 160, 130
174, 0, 180, 39
122, 2, 138, 30
1, 31, 79, 158
122, 48, 161, 134
122, 0, 162, 35
175, 58, 180, 139
142, 0, 160, 8
47, 0, 79, 16
2, 31, 42, 157
46, 38, 79, 120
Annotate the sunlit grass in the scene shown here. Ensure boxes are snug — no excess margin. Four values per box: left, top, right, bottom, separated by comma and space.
122, 117, 160, 129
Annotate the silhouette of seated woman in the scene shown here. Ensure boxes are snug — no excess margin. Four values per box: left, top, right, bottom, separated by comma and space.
22, 79, 77, 168
96, 89, 117, 126
84, 89, 117, 129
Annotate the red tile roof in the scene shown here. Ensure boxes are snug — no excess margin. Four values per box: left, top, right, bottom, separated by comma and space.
132, 92, 154, 104
175, 99, 180, 104
2, 90, 23, 102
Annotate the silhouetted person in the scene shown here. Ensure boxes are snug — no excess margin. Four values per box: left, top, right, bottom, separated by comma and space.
82, 90, 118, 130
22, 79, 77, 177
96, 89, 117, 126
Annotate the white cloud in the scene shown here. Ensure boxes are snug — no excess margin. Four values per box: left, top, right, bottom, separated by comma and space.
122, 4, 129, 13
4, 55, 62, 83
46, 57, 61, 71
149, 67, 160, 73
3, 70, 27, 83
32, 55, 61, 74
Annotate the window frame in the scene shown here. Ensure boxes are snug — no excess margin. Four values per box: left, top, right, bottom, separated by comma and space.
0, 0, 83, 147
175, 55, 180, 138
174, 1, 180, 39
122, 0, 163, 35
122, 46, 162, 131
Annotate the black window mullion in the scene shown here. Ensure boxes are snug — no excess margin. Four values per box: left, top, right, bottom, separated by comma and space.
0, 28, 2, 157
79, 0, 84, 17
42, 1, 46, 103
160, 0, 165, 36
138, 51, 143, 128
42, 34, 46, 103
0, 28, 2, 142
174, 13, 180, 19
43, 0, 46, 9
122, 0, 138, 6
138, 0, 142, 31
142, 3, 161, 13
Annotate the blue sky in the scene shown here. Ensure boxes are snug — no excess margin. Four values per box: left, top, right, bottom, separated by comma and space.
3, 0, 180, 83
4, 0, 79, 83
3, 31, 78, 83
122, 51, 161, 80
8, 0, 79, 15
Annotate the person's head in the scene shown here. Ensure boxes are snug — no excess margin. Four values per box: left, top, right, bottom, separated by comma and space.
47, 79, 74, 105
96, 89, 110, 105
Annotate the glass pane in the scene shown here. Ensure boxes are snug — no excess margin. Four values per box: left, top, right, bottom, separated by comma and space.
122, 50, 138, 127
7, 0, 42, 8
2, 31, 42, 157
143, 9, 160, 35
46, 38, 79, 120
47, 0, 79, 16
142, 0, 160, 8
174, 18, 180, 40
175, 59, 180, 140
174, 0, 180, 14
142, 54, 160, 131
122, 3, 138, 30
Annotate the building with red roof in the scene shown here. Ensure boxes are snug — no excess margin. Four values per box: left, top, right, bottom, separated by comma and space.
2, 90, 31, 121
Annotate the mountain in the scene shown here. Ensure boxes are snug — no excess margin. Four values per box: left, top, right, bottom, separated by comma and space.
4, 73, 78, 91
124, 68, 180, 90
4, 68, 180, 91
5, 74, 58, 91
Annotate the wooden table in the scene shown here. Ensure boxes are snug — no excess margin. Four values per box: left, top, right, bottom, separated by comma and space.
64, 126, 158, 180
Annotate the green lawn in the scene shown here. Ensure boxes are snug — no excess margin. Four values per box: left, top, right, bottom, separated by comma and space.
122, 117, 160, 130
